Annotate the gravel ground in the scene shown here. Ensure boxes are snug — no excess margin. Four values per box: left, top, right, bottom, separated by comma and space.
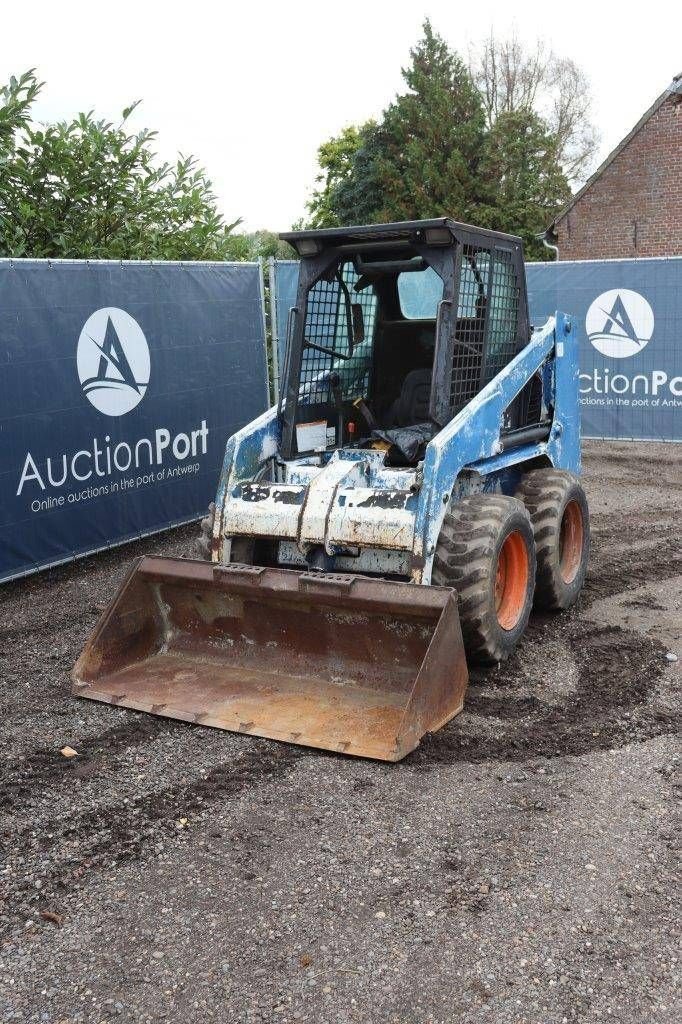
0, 440, 679, 1024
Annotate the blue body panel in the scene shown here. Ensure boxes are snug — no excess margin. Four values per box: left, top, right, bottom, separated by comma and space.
414, 312, 579, 579
213, 313, 580, 583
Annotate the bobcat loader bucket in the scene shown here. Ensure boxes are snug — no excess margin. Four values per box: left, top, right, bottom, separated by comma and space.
72, 557, 468, 761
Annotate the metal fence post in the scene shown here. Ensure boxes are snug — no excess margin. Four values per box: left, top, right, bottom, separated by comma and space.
257, 256, 270, 406
268, 256, 280, 403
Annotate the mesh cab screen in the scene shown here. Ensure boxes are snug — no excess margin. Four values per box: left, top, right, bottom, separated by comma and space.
300, 262, 378, 407
484, 250, 520, 382
449, 245, 520, 417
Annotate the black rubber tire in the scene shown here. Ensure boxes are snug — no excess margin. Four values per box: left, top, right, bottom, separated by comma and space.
515, 468, 590, 611
432, 494, 537, 664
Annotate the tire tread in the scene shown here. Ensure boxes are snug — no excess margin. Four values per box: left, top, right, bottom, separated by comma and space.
516, 469, 590, 611
432, 494, 536, 664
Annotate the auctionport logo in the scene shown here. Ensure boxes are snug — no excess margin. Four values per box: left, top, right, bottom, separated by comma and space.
77, 307, 150, 415
585, 289, 654, 359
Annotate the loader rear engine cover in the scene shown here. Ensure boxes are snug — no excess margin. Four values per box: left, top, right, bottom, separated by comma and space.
73, 219, 589, 761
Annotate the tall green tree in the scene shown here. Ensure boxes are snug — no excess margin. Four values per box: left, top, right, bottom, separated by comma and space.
322, 123, 386, 227
307, 22, 590, 258
308, 123, 375, 228
372, 21, 487, 222
307, 22, 487, 227
478, 109, 571, 258
0, 70, 241, 259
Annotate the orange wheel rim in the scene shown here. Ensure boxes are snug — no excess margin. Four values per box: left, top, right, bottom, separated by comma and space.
559, 500, 584, 584
495, 531, 529, 630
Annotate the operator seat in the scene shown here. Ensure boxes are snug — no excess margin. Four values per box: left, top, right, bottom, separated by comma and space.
386, 368, 432, 427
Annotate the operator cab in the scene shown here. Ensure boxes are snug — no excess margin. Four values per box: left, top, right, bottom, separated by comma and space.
279, 219, 540, 466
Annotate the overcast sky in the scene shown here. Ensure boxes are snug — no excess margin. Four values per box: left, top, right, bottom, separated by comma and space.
2, 1, 680, 232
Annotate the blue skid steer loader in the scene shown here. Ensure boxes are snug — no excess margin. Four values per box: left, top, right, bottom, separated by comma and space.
73, 220, 590, 761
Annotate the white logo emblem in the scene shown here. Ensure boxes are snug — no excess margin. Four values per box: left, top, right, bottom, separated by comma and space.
585, 289, 654, 359
77, 308, 150, 415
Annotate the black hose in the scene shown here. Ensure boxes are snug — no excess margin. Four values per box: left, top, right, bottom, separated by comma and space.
499, 422, 552, 450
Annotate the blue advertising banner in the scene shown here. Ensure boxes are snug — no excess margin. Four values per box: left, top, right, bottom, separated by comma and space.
526, 259, 681, 441
1, 260, 268, 582
273, 257, 682, 441
272, 259, 300, 380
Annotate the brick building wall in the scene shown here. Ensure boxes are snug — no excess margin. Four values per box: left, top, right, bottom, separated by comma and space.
552, 81, 682, 260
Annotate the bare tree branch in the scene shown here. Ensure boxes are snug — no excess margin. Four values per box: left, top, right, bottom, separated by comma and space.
469, 32, 599, 183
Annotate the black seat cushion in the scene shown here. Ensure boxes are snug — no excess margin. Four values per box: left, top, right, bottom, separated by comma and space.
386, 368, 432, 427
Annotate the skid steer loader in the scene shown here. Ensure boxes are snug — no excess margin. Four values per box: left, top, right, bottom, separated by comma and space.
73, 219, 590, 761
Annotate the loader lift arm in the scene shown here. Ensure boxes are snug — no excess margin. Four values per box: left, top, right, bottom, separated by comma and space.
416, 311, 579, 582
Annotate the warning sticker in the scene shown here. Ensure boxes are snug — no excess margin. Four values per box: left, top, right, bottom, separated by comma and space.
296, 420, 328, 452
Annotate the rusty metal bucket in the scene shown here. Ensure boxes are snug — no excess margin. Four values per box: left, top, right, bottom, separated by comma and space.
72, 557, 468, 761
